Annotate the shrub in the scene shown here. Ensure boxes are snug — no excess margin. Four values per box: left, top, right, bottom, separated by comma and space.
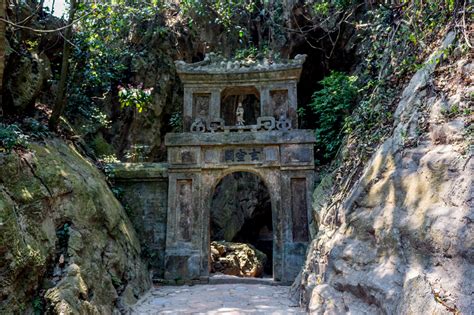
308, 71, 358, 162
117, 83, 154, 113
0, 124, 29, 153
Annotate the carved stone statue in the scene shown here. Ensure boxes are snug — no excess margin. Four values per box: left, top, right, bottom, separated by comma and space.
236, 101, 245, 126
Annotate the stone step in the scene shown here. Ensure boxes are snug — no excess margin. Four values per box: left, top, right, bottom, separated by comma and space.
208, 274, 285, 286
153, 275, 288, 286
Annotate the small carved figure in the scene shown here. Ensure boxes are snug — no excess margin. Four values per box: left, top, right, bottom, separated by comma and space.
236, 101, 245, 126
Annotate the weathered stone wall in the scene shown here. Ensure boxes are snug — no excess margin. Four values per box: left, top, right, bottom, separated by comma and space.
111, 163, 169, 279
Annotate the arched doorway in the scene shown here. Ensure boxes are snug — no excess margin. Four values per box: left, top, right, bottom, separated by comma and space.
209, 171, 273, 278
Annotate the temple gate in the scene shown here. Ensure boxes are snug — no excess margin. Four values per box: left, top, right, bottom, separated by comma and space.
164, 54, 316, 283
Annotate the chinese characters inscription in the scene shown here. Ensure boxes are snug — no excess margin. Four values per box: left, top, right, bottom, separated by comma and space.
224, 148, 262, 163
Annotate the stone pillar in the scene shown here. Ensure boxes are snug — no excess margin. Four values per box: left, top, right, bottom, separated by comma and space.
260, 86, 271, 116
280, 168, 314, 283
266, 169, 283, 282
164, 171, 203, 280
288, 81, 298, 128
210, 88, 221, 119
183, 86, 193, 131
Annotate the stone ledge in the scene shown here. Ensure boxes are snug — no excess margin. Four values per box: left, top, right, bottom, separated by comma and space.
165, 130, 316, 146
177, 69, 303, 85
108, 163, 169, 180
208, 275, 285, 286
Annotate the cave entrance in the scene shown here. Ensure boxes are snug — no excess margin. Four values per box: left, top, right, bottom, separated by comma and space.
209, 171, 273, 278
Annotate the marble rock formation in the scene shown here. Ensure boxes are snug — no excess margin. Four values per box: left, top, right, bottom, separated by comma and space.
210, 241, 267, 278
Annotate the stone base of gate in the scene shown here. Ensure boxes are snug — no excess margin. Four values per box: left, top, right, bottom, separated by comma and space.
164, 253, 202, 280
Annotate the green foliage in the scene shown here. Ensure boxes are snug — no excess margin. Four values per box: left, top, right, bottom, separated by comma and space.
0, 124, 28, 153
65, 0, 286, 138
56, 223, 70, 255
32, 296, 44, 315
180, 0, 266, 49
322, 0, 465, 172
234, 44, 275, 61
111, 187, 124, 200
66, 1, 162, 134
313, 2, 330, 16
347, 0, 456, 136
118, 84, 154, 113
234, 46, 260, 60
90, 134, 115, 158
25, 39, 39, 52
181, 0, 257, 29
312, 0, 354, 15
308, 71, 358, 161
23, 118, 51, 140
169, 112, 183, 131
110, 273, 123, 288
440, 103, 470, 119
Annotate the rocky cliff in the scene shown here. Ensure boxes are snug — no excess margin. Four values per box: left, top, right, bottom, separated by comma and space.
293, 32, 473, 314
0, 139, 150, 314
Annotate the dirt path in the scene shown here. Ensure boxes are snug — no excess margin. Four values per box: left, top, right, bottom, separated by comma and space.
131, 283, 306, 314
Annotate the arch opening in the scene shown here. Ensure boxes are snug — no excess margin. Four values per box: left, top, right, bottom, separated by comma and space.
209, 171, 273, 278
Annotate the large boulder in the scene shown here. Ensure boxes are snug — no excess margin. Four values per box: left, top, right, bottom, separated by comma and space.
210, 241, 267, 278
0, 138, 150, 314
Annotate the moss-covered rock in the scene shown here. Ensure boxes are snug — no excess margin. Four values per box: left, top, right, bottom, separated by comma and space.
0, 138, 150, 314
90, 133, 115, 158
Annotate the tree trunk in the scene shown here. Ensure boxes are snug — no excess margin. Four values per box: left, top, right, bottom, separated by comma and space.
49, 0, 78, 130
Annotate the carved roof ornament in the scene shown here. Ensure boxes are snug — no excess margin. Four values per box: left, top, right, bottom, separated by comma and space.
175, 53, 307, 75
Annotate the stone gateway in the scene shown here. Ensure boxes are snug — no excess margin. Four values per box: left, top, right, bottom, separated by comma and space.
113, 54, 316, 284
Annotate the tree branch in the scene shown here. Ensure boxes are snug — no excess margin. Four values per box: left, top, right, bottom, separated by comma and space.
0, 11, 89, 33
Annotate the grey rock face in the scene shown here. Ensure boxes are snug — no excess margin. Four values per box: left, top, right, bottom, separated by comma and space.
295, 33, 473, 314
